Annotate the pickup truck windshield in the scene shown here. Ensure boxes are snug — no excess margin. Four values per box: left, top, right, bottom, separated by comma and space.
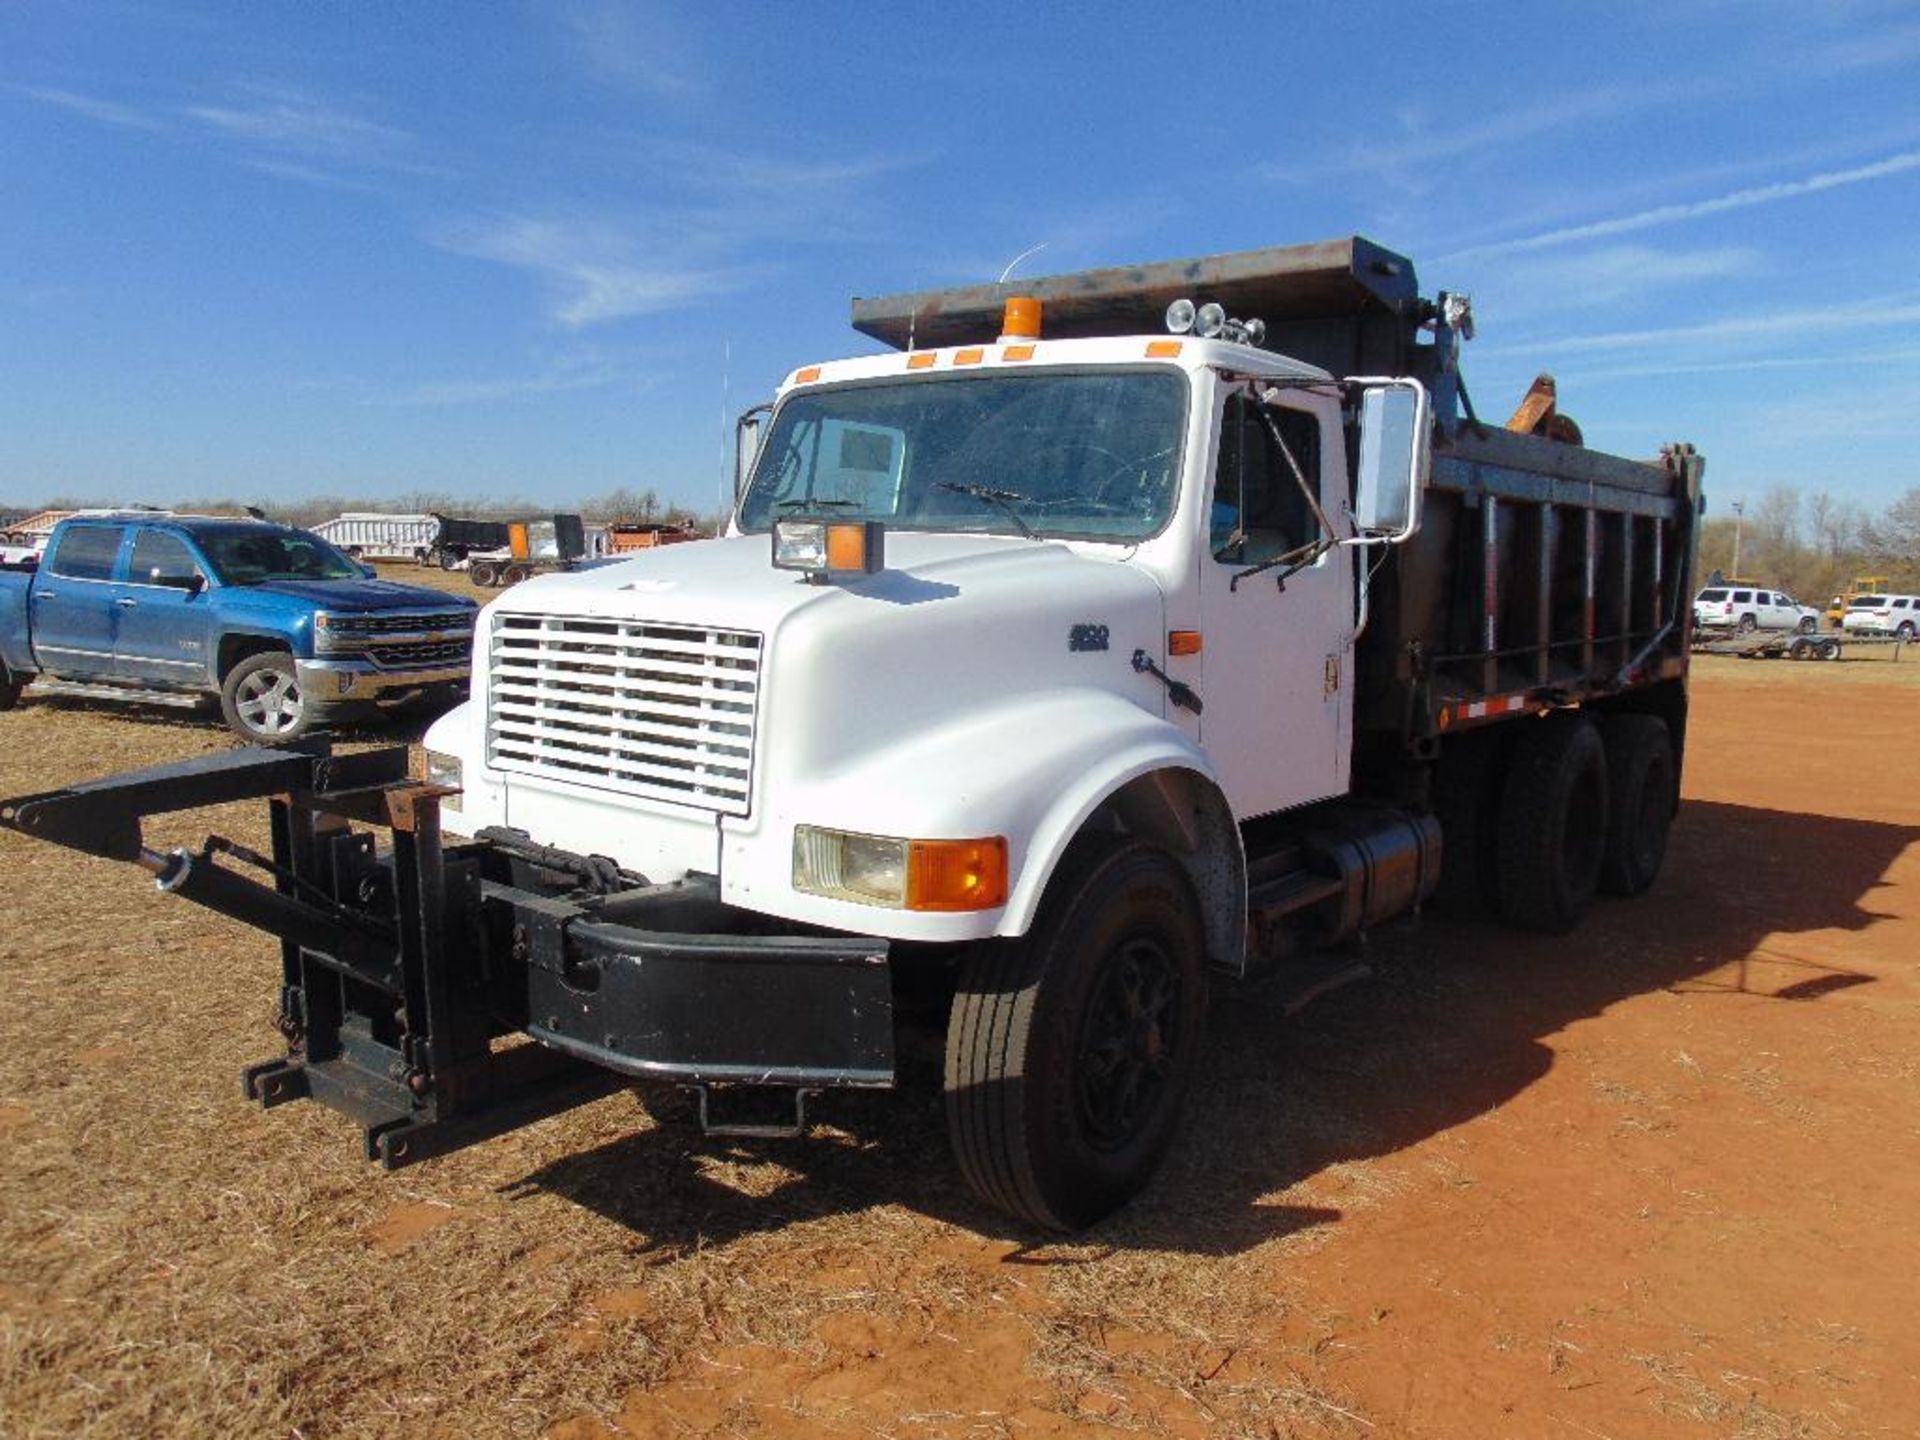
200, 529, 362, 585
738, 369, 1187, 542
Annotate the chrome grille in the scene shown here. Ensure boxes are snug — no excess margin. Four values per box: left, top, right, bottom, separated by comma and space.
486, 613, 762, 815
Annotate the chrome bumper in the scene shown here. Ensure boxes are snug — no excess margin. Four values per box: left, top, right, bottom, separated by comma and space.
295, 658, 469, 701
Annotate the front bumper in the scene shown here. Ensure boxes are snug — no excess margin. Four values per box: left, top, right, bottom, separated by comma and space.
0, 740, 894, 1169
296, 657, 469, 701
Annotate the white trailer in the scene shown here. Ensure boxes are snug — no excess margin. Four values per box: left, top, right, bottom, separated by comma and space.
313, 513, 442, 564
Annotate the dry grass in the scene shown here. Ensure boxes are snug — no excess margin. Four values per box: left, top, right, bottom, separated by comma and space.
3, 578, 1918, 1437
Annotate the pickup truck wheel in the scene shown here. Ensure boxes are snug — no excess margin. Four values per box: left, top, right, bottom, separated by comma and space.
0, 660, 22, 712
945, 837, 1206, 1232
1598, 715, 1674, 898
220, 652, 313, 744
1496, 716, 1608, 934
1797, 616, 1817, 635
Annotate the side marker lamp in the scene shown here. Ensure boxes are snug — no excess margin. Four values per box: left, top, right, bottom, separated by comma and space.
772, 518, 886, 580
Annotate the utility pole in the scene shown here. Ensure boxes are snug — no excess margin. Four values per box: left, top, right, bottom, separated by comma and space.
1730, 499, 1746, 578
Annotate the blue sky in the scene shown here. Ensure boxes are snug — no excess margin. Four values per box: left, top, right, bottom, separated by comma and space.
3, 1, 1918, 517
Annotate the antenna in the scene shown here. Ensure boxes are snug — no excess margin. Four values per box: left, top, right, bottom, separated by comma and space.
717, 337, 731, 517
998, 241, 1048, 284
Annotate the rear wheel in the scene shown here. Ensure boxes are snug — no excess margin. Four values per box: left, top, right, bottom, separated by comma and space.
502, 564, 532, 585
1899, 621, 1916, 641
1735, 614, 1757, 635
470, 561, 500, 587
1429, 729, 1508, 919
1598, 715, 1674, 897
1796, 615, 1817, 634
945, 837, 1206, 1231
1497, 716, 1608, 934
0, 659, 22, 712
220, 652, 314, 744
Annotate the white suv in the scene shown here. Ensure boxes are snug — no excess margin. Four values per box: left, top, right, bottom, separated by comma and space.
1841, 594, 1920, 639
1693, 585, 1821, 634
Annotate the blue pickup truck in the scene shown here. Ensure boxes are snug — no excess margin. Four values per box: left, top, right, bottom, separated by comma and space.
0, 513, 477, 742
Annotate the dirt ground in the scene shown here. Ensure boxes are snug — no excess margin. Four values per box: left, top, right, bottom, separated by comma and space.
1, 617, 1916, 1438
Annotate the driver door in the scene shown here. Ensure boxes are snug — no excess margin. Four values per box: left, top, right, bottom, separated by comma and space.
1195, 389, 1351, 818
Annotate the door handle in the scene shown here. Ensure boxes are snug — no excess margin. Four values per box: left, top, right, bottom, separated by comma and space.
117, 597, 138, 608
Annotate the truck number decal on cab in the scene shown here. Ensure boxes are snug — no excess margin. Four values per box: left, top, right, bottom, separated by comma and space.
1069, 623, 1110, 652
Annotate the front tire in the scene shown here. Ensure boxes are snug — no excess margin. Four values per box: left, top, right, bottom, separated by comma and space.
945, 837, 1206, 1231
1497, 716, 1609, 933
1797, 615, 1817, 635
220, 652, 314, 744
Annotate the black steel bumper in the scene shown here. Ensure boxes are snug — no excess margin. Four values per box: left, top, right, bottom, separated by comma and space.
1, 740, 894, 1167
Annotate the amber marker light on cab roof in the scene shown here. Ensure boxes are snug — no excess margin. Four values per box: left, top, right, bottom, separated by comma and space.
1000, 295, 1042, 340
793, 366, 822, 384
906, 352, 937, 370
908, 837, 1008, 912
1002, 344, 1036, 361
954, 347, 985, 366
1146, 340, 1184, 358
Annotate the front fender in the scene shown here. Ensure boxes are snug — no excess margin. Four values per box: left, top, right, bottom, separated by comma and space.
720, 687, 1230, 945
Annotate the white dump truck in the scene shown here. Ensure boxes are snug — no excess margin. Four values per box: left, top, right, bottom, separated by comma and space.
1, 238, 1702, 1230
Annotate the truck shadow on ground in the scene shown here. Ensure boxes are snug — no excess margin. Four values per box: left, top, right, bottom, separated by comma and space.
509, 799, 1917, 1256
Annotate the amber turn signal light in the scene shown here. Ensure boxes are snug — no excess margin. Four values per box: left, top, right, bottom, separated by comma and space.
907, 837, 1009, 912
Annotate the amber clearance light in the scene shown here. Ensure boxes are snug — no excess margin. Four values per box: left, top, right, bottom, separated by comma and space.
999, 295, 1043, 341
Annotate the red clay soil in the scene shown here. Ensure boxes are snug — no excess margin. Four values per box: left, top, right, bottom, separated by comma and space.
2, 650, 1916, 1438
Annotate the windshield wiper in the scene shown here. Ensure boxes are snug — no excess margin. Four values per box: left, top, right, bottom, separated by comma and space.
933, 481, 1038, 539
775, 497, 858, 510
1232, 536, 1336, 593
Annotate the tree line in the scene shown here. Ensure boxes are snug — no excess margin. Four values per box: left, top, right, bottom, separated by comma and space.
6, 487, 730, 535
1697, 485, 1920, 603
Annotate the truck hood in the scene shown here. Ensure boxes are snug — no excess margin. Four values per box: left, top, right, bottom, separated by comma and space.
488, 530, 1157, 641
242, 579, 477, 612
484, 531, 1171, 799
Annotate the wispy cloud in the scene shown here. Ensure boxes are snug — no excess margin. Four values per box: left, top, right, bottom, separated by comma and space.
1261, 87, 1635, 184
1570, 345, 1920, 383
370, 364, 640, 407
560, 0, 703, 100
1438, 150, 1920, 262
182, 84, 424, 175
17, 84, 163, 130
430, 214, 763, 327
1486, 243, 1762, 316
1481, 292, 1920, 357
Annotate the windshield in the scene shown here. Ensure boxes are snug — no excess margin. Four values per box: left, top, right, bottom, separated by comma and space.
737, 369, 1187, 542
200, 528, 363, 584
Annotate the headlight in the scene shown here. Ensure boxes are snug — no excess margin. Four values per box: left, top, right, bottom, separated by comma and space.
420, 749, 463, 811
771, 519, 885, 578
793, 826, 1006, 911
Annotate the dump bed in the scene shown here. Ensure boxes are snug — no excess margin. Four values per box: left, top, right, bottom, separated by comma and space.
853, 235, 1702, 743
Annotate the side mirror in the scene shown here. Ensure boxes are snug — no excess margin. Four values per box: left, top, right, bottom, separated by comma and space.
735, 403, 772, 498
1352, 380, 1430, 543
359, 561, 378, 579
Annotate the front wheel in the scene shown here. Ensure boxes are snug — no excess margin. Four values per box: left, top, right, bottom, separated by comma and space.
1797, 615, 1817, 635
945, 837, 1206, 1231
219, 652, 314, 744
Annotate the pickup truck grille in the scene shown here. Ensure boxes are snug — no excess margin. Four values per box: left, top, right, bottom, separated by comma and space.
328, 610, 473, 636
486, 613, 762, 816
369, 639, 471, 669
